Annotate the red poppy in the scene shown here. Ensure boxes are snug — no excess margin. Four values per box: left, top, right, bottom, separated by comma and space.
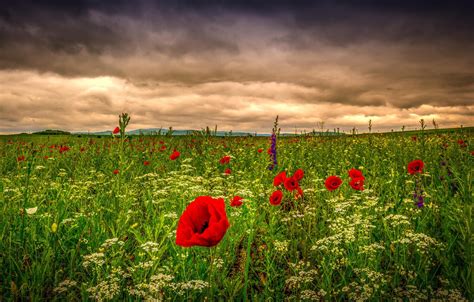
219, 155, 231, 165
296, 187, 304, 197
257, 148, 263, 153
294, 169, 304, 181
407, 159, 424, 175
267, 148, 272, 155
175, 196, 230, 247
160, 145, 167, 151
349, 177, 364, 191
170, 150, 180, 160
113, 169, 119, 175
273, 171, 287, 186
17, 155, 25, 162
269, 190, 283, 206
348, 168, 364, 179
143, 161, 150, 166
230, 196, 243, 207
113, 126, 120, 134
325, 176, 342, 191
59, 146, 70, 153
411, 136, 417, 141
457, 139, 467, 148
224, 168, 232, 175
284, 176, 299, 191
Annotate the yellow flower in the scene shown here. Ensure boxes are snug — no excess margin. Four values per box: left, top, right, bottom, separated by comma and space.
131, 223, 139, 229
51, 223, 58, 233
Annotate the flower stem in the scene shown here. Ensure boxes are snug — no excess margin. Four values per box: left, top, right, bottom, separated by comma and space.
208, 247, 214, 299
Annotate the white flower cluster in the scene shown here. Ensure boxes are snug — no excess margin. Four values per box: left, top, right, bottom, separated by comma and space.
163, 212, 178, 219
281, 211, 305, 222
175, 280, 209, 294
53, 279, 77, 295
285, 260, 320, 297
213, 257, 224, 269
134, 172, 160, 180
395, 264, 418, 280
60, 218, 75, 225
131, 261, 154, 271
129, 273, 209, 300
299, 289, 326, 301
384, 214, 411, 228
82, 252, 105, 268
274, 240, 289, 253
167, 229, 177, 239
101, 238, 125, 249
230, 211, 242, 217
140, 241, 160, 253
344, 268, 390, 301
285, 270, 319, 291
86, 278, 120, 302
392, 230, 443, 254
235, 188, 255, 197
358, 242, 386, 259
432, 288, 468, 302
392, 282, 468, 301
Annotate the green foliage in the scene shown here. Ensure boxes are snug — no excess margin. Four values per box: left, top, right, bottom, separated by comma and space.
118, 113, 130, 139
0, 129, 472, 301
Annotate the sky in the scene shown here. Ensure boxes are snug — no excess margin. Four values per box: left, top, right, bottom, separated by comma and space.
0, 0, 473, 134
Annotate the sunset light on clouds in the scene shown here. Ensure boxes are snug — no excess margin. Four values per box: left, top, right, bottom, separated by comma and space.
0, 0, 473, 133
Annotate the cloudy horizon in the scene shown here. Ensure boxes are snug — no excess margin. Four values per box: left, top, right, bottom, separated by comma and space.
1, 0, 473, 134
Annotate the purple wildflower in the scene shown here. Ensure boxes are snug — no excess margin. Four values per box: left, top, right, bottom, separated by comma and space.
412, 175, 425, 208
267, 116, 279, 171
267, 131, 277, 170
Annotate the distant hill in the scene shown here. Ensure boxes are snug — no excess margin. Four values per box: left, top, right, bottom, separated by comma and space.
26, 127, 342, 137
8, 126, 471, 137
74, 128, 344, 136
32, 129, 71, 135
75, 128, 268, 136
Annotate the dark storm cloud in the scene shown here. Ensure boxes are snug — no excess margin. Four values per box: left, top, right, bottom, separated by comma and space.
0, 0, 473, 132
3, 0, 473, 48
0, 0, 243, 78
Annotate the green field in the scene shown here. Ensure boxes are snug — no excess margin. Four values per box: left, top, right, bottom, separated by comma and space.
0, 127, 472, 301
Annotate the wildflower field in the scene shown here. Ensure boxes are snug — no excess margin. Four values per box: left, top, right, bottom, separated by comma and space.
0, 123, 472, 301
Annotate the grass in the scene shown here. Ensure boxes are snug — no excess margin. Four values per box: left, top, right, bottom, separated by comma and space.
0, 127, 472, 301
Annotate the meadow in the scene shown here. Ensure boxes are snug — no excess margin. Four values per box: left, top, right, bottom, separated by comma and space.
0, 120, 472, 301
